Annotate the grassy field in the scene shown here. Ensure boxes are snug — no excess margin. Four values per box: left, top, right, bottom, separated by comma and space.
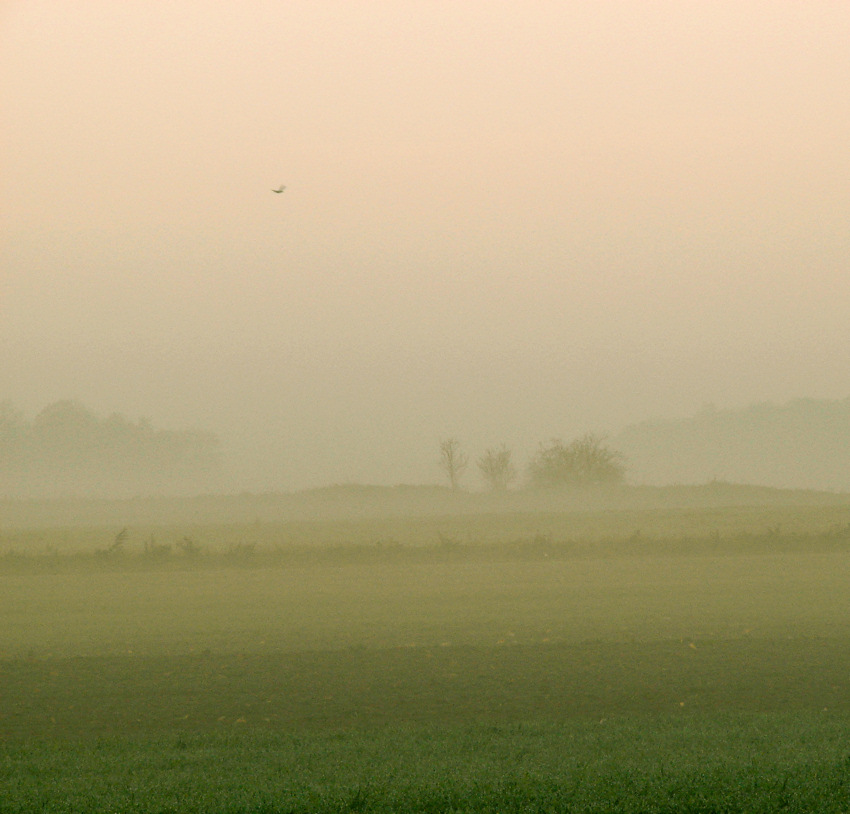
4, 716, 850, 813
3, 505, 850, 811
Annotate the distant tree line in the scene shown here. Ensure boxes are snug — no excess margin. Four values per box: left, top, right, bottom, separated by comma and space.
613, 397, 850, 492
0, 400, 221, 497
439, 434, 626, 492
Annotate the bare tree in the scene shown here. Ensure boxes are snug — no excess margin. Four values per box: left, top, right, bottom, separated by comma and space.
477, 445, 517, 492
439, 437, 468, 490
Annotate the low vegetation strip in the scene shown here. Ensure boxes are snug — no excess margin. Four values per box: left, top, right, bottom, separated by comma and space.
5, 503, 850, 563
3, 637, 850, 739
3, 521, 850, 574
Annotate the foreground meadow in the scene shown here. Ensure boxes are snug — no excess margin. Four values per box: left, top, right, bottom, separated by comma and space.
4, 715, 850, 813
3, 507, 850, 811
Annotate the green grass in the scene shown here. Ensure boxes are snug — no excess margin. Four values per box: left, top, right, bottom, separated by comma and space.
3, 638, 850, 739
3, 716, 850, 812
2, 551, 850, 658
3, 512, 850, 811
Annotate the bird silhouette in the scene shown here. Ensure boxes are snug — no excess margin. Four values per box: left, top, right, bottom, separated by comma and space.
272, 185, 286, 193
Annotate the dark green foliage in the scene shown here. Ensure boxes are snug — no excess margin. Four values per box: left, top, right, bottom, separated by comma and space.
5, 638, 850, 739
3, 716, 850, 812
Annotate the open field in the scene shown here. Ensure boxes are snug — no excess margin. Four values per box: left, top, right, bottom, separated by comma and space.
3, 551, 850, 659
3, 504, 850, 811
5, 635, 850, 738
4, 715, 850, 813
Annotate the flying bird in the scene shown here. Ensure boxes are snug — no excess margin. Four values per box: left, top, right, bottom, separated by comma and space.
272, 185, 286, 193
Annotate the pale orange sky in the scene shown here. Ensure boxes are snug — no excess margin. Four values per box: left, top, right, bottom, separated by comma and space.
3, 1, 850, 490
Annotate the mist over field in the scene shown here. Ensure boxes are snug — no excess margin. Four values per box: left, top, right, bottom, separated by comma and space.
615, 397, 850, 492
3, 2, 850, 495
4, 395, 850, 499
7, 11, 850, 809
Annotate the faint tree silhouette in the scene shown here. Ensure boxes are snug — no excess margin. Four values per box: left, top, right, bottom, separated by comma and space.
439, 438, 468, 490
477, 445, 517, 492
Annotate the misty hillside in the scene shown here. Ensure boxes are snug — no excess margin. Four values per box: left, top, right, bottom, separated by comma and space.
615, 398, 850, 491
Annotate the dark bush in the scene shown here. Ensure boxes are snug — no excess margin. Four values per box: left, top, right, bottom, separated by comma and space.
528, 434, 626, 487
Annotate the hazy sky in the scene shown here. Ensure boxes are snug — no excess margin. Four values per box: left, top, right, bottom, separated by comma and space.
3, 2, 850, 490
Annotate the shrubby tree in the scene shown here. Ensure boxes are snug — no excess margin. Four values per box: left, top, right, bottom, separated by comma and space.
477, 445, 516, 492
528, 434, 625, 488
438, 437, 468, 490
